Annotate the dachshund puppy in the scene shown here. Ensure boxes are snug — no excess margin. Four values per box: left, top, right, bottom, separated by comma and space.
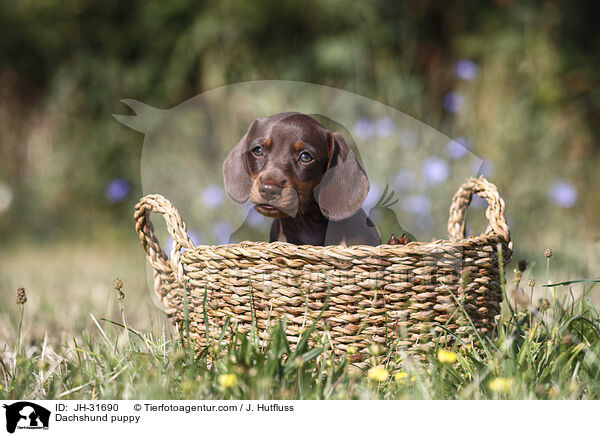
223, 112, 379, 246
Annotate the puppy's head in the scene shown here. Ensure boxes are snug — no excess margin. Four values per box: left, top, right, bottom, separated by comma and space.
223, 112, 369, 220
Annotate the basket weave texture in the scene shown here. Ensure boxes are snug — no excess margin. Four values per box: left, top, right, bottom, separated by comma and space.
134, 176, 512, 361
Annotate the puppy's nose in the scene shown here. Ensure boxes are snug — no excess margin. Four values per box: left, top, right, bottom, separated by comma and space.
259, 182, 282, 200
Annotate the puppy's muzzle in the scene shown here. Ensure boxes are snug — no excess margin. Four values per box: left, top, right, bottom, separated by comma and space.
250, 178, 299, 218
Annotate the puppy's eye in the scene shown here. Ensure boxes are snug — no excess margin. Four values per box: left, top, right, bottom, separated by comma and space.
251, 146, 264, 157
299, 152, 313, 163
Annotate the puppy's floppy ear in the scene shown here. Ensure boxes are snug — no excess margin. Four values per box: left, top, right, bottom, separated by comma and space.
223, 119, 258, 203
316, 132, 369, 221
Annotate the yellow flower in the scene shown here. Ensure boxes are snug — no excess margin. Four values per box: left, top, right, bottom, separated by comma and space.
567, 381, 579, 394
368, 344, 382, 356
437, 349, 457, 364
394, 372, 408, 383
180, 378, 195, 392
348, 367, 362, 380
367, 366, 389, 382
346, 345, 358, 355
172, 350, 186, 363
218, 373, 238, 389
488, 377, 513, 393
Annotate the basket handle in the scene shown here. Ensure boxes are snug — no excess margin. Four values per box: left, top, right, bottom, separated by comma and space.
448, 176, 511, 246
134, 194, 195, 280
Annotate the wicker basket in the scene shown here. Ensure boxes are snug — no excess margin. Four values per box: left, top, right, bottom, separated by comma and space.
134, 176, 512, 362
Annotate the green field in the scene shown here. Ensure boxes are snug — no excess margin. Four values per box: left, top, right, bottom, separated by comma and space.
1, 238, 599, 400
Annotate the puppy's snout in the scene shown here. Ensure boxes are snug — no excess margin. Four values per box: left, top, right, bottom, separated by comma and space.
258, 182, 283, 200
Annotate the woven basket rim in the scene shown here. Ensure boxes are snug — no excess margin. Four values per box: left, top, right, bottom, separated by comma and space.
178, 234, 510, 262
182, 233, 506, 249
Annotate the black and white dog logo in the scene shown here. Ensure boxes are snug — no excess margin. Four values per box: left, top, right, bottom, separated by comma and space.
2, 402, 50, 433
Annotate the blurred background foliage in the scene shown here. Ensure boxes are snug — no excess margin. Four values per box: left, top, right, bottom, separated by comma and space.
0, 0, 599, 277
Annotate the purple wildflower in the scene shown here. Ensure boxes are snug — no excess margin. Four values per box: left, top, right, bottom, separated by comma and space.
363, 183, 382, 211
105, 179, 130, 202
473, 158, 495, 176
446, 137, 471, 159
548, 181, 577, 208
202, 185, 224, 209
454, 59, 479, 80
353, 118, 375, 141
470, 194, 487, 209
422, 157, 450, 185
374, 117, 396, 138
246, 208, 268, 228
213, 221, 233, 245
402, 195, 431, 216
164, 230, 202, 257
443, 92, 465, 113
187, 230, 202, 246
393, 170, 414, 190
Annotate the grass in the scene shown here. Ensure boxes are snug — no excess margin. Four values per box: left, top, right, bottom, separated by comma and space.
1, 246, 599, 400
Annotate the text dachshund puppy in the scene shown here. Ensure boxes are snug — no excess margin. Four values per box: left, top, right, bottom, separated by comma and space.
223, 112, 379, 246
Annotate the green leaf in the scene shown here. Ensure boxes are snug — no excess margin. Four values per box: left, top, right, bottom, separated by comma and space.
543, 279, 600, 287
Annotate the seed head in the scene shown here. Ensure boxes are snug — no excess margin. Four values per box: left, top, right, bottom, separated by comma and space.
538, 298, 551, 311
16, 286, 27, 305
513, 269, 522, 282
528, 279, 536, 288
113, 278, 125, 300
368, 344, 382, 356
544, 248, 553, 258
516, 259, 528, 272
